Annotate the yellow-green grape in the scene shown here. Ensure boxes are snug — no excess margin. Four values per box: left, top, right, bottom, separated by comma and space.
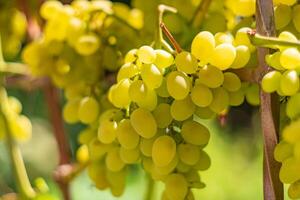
286, 93, 300, 119
214, 32, 233, 45
234, 27, 256, 52
10, 115, 32, 142
293, 5, 300, 32
75, 33, 100, 56
170, 96, 196, 121
228, 89, 245, 106
274, 5, 292, 30
175, 51, 198, 74
283, 119, 300, 143
128, 79, 147, 102
152, 103, 173, 128
109, 79, 131, 108
119, 146, 140, 164
278, 31, 298, 43
88, 163, 109, 189
117, 119, 140, 149
191, 31, 215, 64
266, 52, 285, 70
279, 157, 300, 183
167, 71, 191, 100
141, 64, 163, 89
178, 144, 200, 166
194, 106, 216, 119
78, 128, 95, 144
193, 150, 211, 171
88, 139, 110, 161
227, 0, 255, 17
153, 155, 179, 177
130, 108, 157, 139
106, 169, 126, 197
181, 120, 210, 146
140, 137, 156, 157
7, 97, 22, 114
198, 65, 224, 88
105, 148, 125, 172
288, 180, 300, 199
78, 96, 100, 124
98, 119, 117, 144
231, 45, 250, 69
117, 63, 139, 82
164, 173, 188, 200
245, 84, 260, 106
156, 77, 170, 98
222, 72, 241, 92
154, 49, 174, 69
0, 116, 5, 139
76, 145, 89, 164
63, 99, 80, 123
211, 43, 236, 70
124, 49, 137, 63
274, 141, 293, 162
275, 0, 296, 6
280, 70, 299, 96
261, 71, 282, 93
209, 87, 229, 113
152, 135, 176, 167
128, 8, 144, 29
137, 45, 156, 64
142, 157, 154, 173
176, 161, 191, 173
294, 142, 300, 159
280, 48, 300, 70
40, 0, 63, 20
66, 17, 86, 47
136, 89, 157, 111
191, 83, 213, 107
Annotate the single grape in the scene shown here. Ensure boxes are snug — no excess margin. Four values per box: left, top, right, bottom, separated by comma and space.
198, 65, 224, 88
98, 119, 117, 144
137, 45, 156, 64
154, 49, 174, 69
211, 43, 236, 70
222, 72, 241, 92
141, 64, 163, 89
175, 51, 198, 74
280, 70, 299, 96
152, 135, 176, 167
191, 84, 213, 107
152, 103, 173, 128
170, 96, 196, 121
167, 71, 191, 100
181, 120, 210, 146
130, 108, 157, 138
117, 119, 140, 149
164, 173, 188, 200
191, 31, 215, 64
209, 87, 229, 113
231, 45, 250, 69
262, 71, 282, 93
178, 143, 200, 165
78, 96, 100, 124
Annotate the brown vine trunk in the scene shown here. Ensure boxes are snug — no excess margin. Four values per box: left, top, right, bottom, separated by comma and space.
255, 0, 283, 199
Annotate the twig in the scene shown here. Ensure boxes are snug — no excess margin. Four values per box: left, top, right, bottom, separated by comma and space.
255, 0, 283, 199
160, 22, 182, 53
191, 0, 212, 28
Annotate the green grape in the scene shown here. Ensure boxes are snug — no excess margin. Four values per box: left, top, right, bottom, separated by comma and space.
63, 99, 80, 123
40, 0, 63, 20
274, 141, 293, 162
156, 77, 170, 97
117, 63, 139, 82
280, 70, 299, 96
142, 157, 154, 173
75, 33, 100, 56
228, 89, 245, 106
119, 146, 140, 164
294, 142, 300, 159
98, 119, 117, 144
124, 49, 138, 63
137, 45, 156, 64
128, 8, 144, 29
140, 137, 156, 157
178, 143, 200, 165
170, 96, 196, 121
141, 64, 163, 89
194, 106, 216, 119
286, 93, 300, 119
88, 163, 109, 189
283, 119, 300, 143
276, 0, 296, 6
278, 31, 298, 44
209, 87, 229, 113
245, 84, 260, 106
175, 51, 198, 74
78, 96, 100, 124
78, 128, 95, 145
128, 79, 147, 102
10, 115, 32, 142
231, 45, 250, 69
153, 155, 179, 176
214, 32, 233, 45
266, 52, 284, 70
288, 180, 300, 199
222, 72, 241, 92
136, 89, 157, 111
176, 161, 191, 173
152, 103, 173, 128
66, 17, 86, 47
106, 148, 125, 172
76, 145, 89, 164
191, 84, 213, 107
193, 150, 211, 171
117, 119, 140, 149
227, 0, 255, 17
211, 43, 236, 70
164, 173, 188, 200
293, 5, 300, 32
280, 48, 300, 70
152, 135, 176, 167
130, 108, 157, 139
279, 157, 300, 183
154, 49, 174, 69
88, 139, 111, 161
7, 96, 22, 114
181, 120, 210, 146
262, 71, 282, 93
234, 27, 256, 52
109, 79, 131, 108
198, 65, 224, 88
191, 31, 215, 64
274, 5, 292, 30
167, 71, 191, 100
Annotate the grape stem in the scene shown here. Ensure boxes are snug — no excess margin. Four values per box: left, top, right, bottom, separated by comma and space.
191, 0, 212, 28
255, 0, 283, 199
160, 22, 182, 53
